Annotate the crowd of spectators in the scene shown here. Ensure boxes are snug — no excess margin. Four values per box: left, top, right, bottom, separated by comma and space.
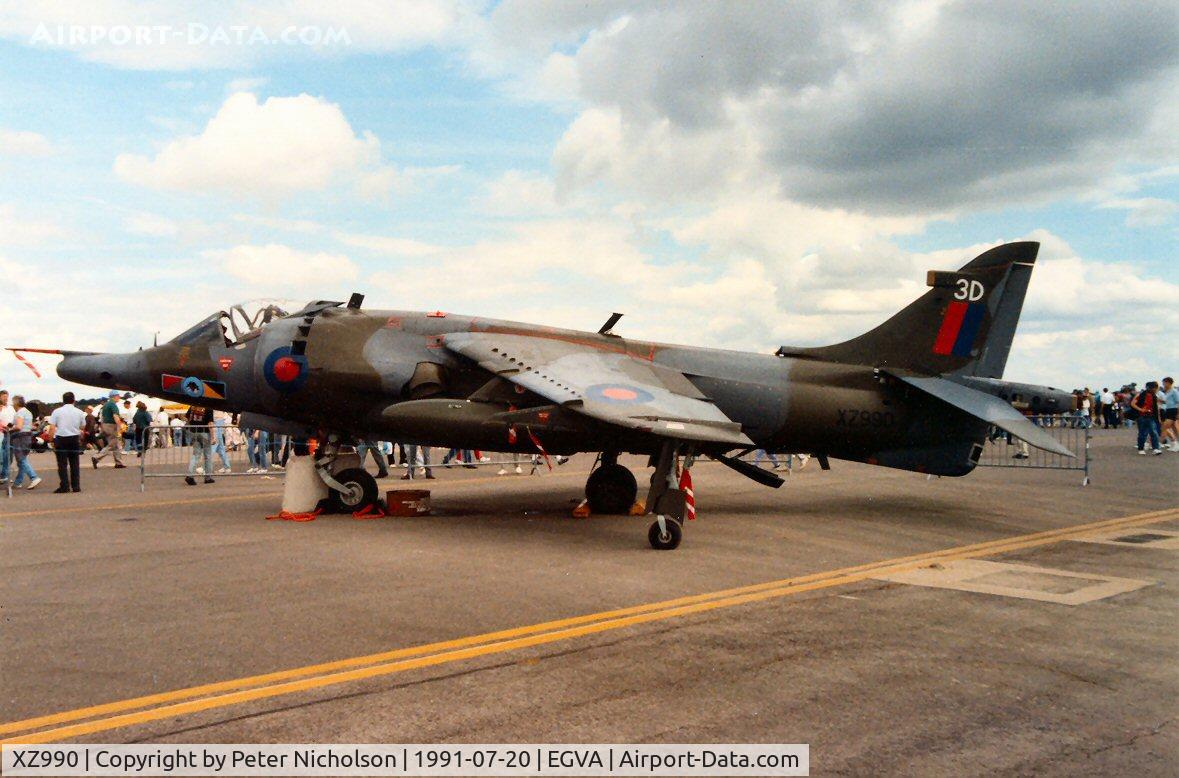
1068, 379, 1178, 454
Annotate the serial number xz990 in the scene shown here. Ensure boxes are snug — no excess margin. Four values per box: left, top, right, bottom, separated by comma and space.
836, 409, 894, 427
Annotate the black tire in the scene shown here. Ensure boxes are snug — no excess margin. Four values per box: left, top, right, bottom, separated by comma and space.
328, 467, 379, 512
585, 463, 637, 514
648, 518, 682, 550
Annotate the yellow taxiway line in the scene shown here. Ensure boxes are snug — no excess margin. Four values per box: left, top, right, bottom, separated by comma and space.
2, 506, 1175, 744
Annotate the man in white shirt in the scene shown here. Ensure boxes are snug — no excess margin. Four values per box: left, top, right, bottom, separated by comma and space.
120, 399, 136, 452
1100, 388, 1116, 428
154, 409, 171, 447
48, 391, 87, 493
0, 389, 14, 484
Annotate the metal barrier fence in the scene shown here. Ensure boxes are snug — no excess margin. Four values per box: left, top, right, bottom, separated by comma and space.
975, 415, 1091, 485
138, 425, 568, 491
140, 424, 277, 490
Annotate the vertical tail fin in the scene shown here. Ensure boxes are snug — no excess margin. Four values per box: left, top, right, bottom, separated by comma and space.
789, 241, 1038, 377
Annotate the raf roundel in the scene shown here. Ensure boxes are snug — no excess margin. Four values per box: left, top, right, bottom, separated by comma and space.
273, 356, 301, 382
585, 383, 655, 405
180, 376, 205, 398
263, 346, 309, 393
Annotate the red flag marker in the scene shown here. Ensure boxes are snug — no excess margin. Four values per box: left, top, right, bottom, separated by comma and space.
7, 349, 44, 379
526, 427, 552, 471
679, 467, 696, 520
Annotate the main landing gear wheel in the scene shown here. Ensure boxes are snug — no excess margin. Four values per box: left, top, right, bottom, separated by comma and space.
648, 517, 682, 550
328, 468, 379, 512
585, 463, 638, 514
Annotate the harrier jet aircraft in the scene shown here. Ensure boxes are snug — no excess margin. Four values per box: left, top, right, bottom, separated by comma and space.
22, 241, 1072, 549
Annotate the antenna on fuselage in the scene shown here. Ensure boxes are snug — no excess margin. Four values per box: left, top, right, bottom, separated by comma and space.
598, 312, 623, 337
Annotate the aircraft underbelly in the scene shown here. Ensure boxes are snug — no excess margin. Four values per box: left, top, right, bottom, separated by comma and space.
689, 376, 789, 442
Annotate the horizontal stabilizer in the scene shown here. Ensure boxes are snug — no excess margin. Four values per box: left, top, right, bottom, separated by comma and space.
887, 372, 1075, 458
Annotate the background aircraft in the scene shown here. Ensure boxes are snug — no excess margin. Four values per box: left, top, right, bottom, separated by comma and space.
25, 241, 1073, 549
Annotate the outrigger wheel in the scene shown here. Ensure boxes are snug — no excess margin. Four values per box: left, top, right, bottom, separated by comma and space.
328, 467, 379, 513
585, 462, 638, 514
648, 516, 683, 550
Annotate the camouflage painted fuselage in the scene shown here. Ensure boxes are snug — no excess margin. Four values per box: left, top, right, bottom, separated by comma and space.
53, 242, 1073, 480
59, 307, 984, 476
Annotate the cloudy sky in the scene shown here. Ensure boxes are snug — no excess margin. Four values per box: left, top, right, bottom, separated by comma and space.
1, 0, 1176, 401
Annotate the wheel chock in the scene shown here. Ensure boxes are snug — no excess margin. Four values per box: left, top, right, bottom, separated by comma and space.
572, 499, 591, 518
629, 500, 646, 516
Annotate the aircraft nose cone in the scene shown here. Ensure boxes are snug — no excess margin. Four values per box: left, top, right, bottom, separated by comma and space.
57, 352, 148, 393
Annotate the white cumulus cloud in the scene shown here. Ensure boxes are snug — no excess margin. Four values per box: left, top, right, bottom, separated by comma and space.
1098, 197, 1179, 227
0, 128, 52, 156
0, 203, 62, 245
208, 243, 358, 287
499, 1, 1179, 214
336, 232, 443, 257
114, 92, 400, 201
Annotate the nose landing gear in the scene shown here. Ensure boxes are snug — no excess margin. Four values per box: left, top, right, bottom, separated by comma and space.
327, 467, 379, 512
311, 436, 381, 513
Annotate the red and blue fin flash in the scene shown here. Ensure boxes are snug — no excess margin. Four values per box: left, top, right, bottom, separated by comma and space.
932, 301, 986, 357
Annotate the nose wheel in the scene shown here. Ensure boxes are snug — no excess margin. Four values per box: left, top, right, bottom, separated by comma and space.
326, 467, 379, 513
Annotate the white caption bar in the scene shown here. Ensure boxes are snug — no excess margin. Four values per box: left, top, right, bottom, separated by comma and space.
2, 744, 808, 776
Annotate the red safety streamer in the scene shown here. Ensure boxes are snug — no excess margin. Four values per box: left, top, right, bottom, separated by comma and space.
526, 427, 553, 471
7, 349, 43, 379
679, 467, 696, 520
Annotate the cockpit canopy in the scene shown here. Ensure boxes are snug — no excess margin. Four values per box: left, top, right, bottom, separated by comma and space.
169, 299, 305, 347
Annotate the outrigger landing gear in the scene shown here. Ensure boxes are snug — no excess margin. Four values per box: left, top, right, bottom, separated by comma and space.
585, 451, 638, 514
645, 441, 689, 550
648, 514, 682, 550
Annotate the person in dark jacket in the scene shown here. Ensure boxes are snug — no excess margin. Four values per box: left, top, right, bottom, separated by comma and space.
132, 401, 153, 458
